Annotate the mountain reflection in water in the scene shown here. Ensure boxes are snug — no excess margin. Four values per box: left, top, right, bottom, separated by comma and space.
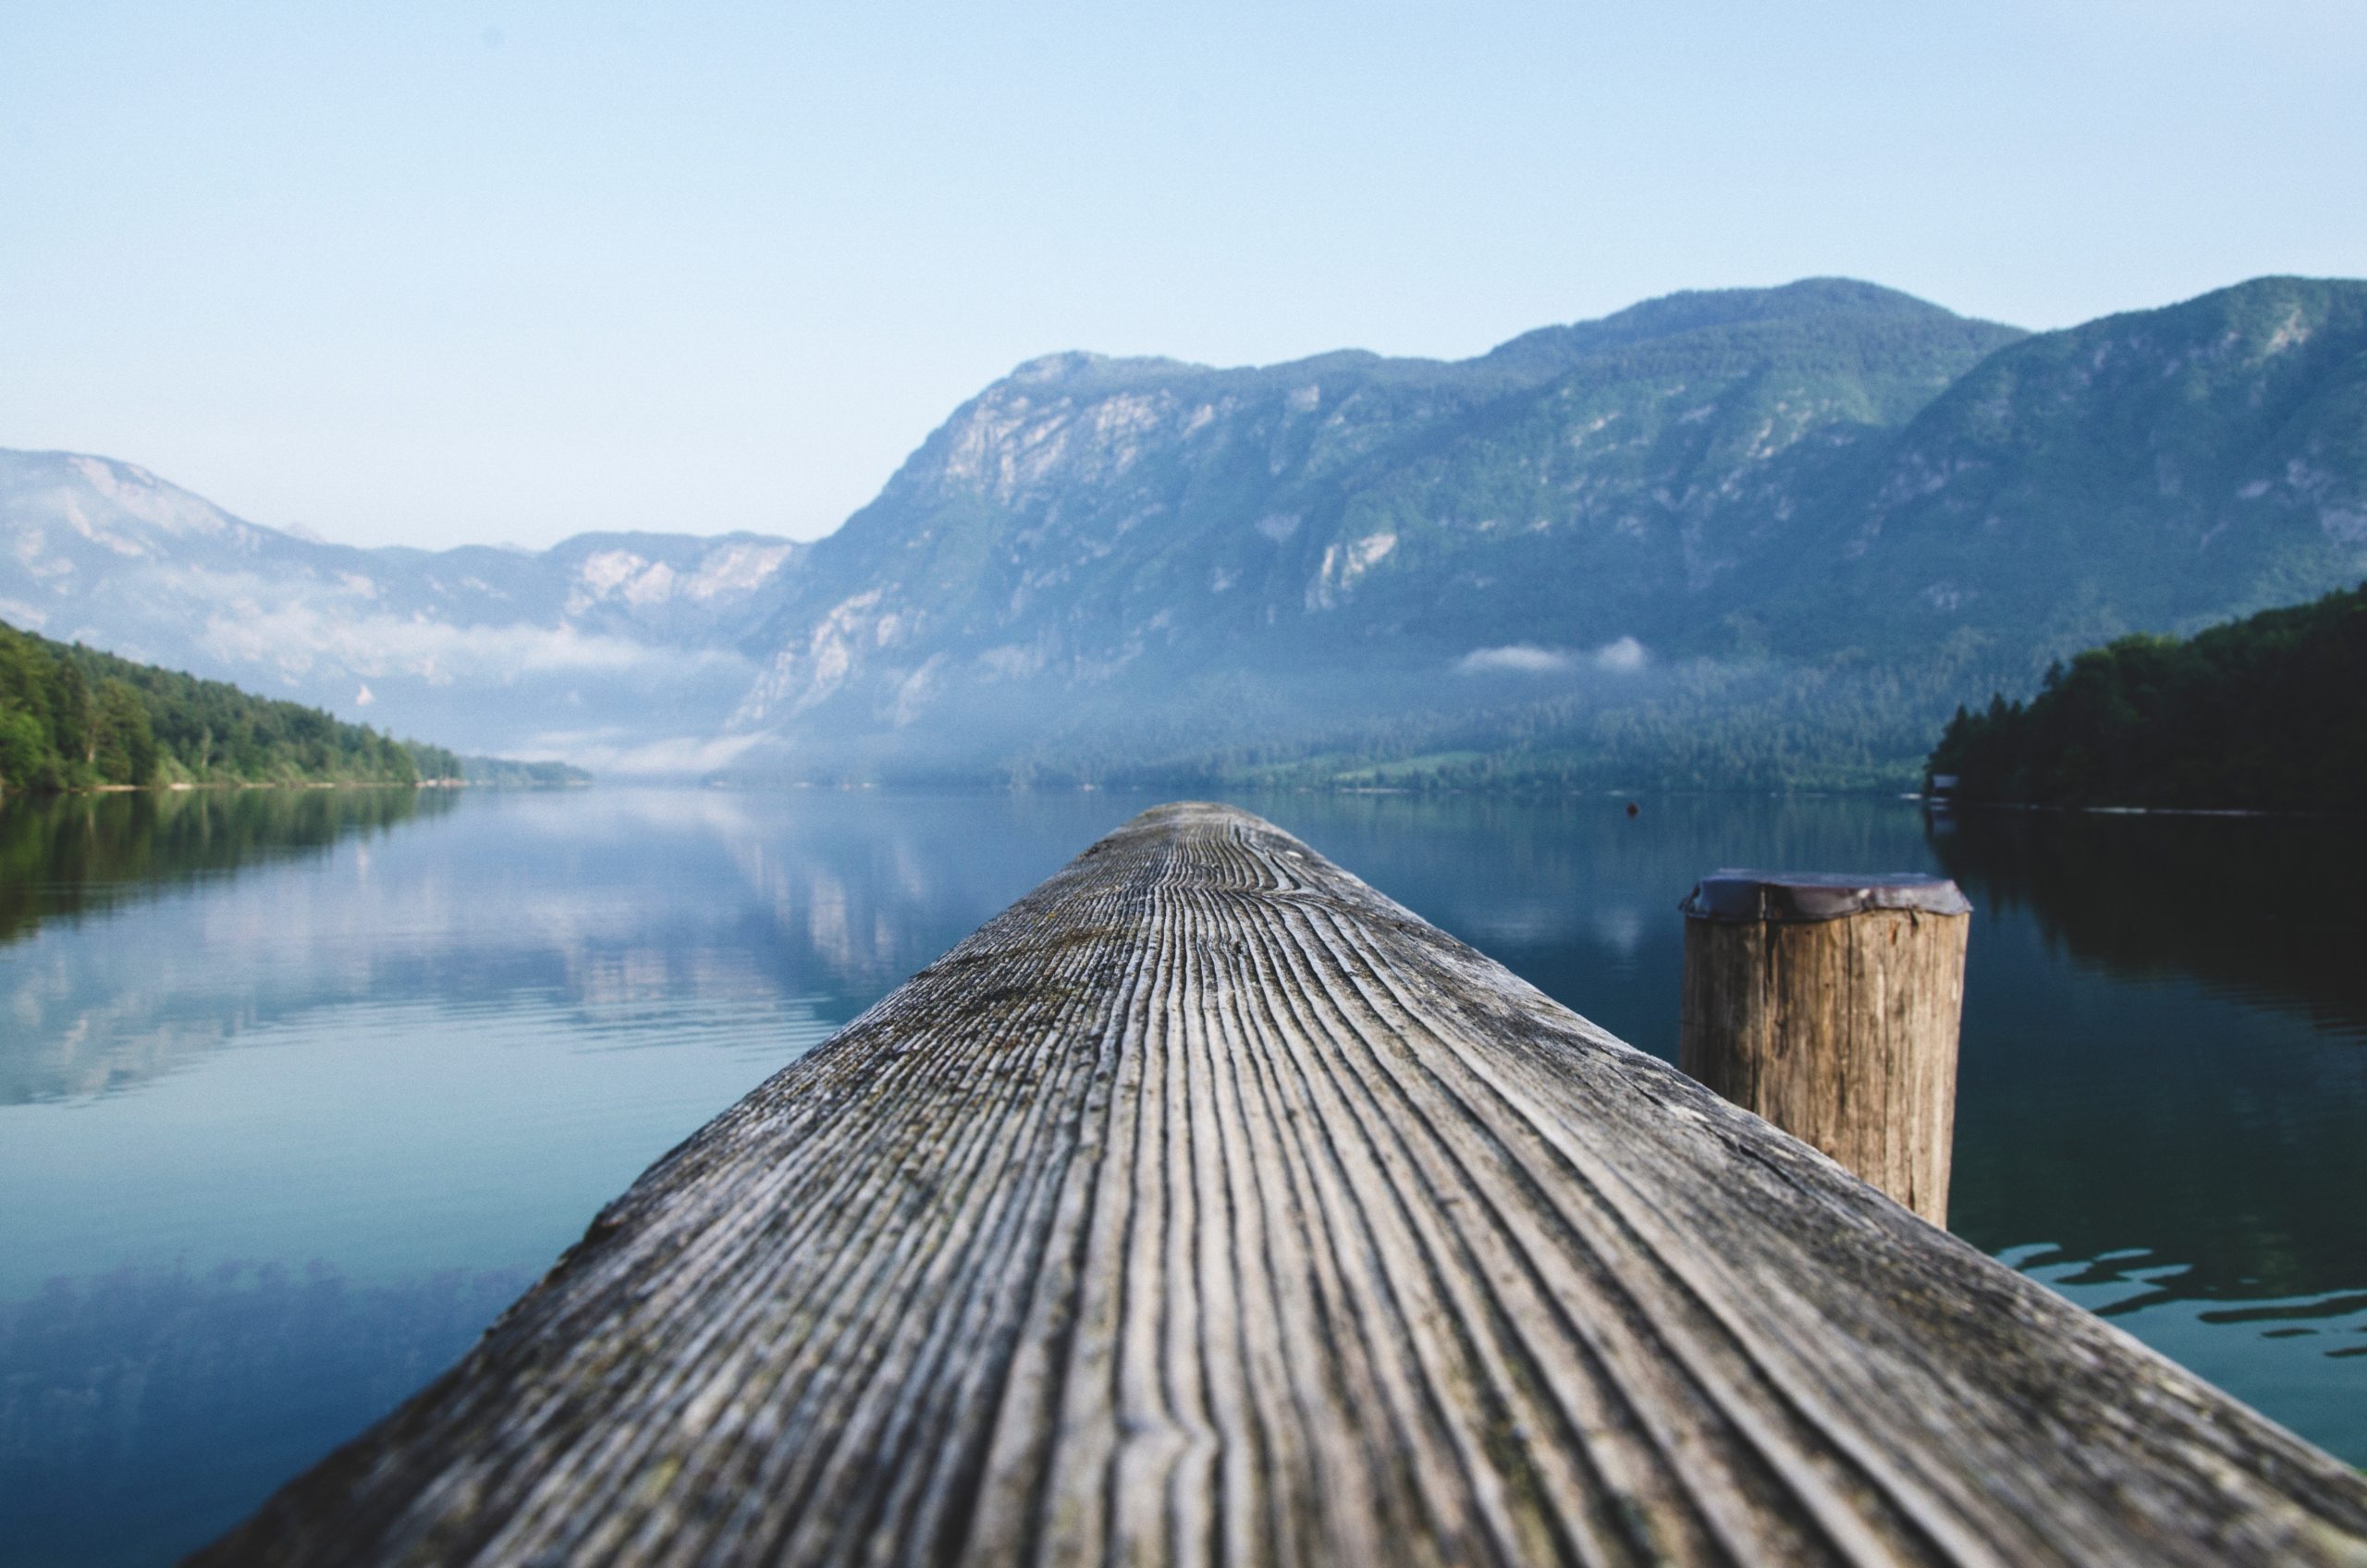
0, 788, 2361, 1567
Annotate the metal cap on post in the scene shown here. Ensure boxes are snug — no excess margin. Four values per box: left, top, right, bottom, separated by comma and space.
1679, 870, 1970, 1226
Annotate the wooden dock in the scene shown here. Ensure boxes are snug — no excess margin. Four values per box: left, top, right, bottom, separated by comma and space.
195, 802, 2367, 1566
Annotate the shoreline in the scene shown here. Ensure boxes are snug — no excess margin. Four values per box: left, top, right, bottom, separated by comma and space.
1927, 795, 2359, 821
2, 777, 590, 802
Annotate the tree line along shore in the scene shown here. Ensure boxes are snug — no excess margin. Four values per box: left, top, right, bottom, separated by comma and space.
1929, 581, 2367, 814
0, 618, 581, 797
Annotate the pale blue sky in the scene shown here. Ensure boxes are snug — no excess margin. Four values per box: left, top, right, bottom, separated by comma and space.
3, 1, 2362, 549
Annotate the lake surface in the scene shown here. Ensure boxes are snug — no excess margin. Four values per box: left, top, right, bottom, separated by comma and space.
2, 786, 2362, 1566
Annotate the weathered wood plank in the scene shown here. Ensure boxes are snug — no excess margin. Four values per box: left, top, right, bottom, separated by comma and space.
1680, 874, 1970, 1224
192, 802, 2367, 1567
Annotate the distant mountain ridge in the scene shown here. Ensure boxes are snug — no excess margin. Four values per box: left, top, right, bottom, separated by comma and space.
6, 275, 2364, 787
0, 449, 801, 768
734, 280, 2025, 763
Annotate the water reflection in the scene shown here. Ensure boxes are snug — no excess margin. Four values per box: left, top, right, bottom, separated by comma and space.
1929, 806, 2367, 1042
1927, 806, 2367, 1300
1924, 803, 2367, 1461
0, 788, 454, 949
0, 790, 1143, 1107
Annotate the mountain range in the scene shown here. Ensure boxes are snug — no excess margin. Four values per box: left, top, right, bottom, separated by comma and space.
6, 274, 2363, 788
0, 450, 800, 771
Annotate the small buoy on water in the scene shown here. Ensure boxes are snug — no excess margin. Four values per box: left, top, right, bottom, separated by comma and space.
1625, 801, 1641, 818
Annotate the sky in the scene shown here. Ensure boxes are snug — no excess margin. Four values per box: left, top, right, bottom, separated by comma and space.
3, 2, 2362, 552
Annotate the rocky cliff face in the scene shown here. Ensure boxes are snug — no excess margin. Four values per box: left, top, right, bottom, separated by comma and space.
731, 281, 2027, 761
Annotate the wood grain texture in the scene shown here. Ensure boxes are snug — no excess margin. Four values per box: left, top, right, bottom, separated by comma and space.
192, 802, 2367, 1568
1680, 905, 1967, 1225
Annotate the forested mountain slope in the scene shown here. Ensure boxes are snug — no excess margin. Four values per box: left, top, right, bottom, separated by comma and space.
1748, 276, 2367, 663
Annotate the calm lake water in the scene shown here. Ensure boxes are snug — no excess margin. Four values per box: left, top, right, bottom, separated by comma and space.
2, 786, 2362, 1565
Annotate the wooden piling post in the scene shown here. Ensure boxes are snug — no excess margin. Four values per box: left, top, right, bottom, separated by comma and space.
195, 808, 2367, 1568
1680, 871, 1970, 1226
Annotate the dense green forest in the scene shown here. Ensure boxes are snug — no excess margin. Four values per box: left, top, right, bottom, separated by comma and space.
0, 619, 462, 794
1927, 582, 2367, 811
